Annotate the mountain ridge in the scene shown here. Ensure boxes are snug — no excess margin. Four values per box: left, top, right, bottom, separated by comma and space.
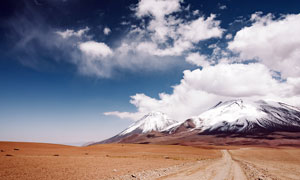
166, 99, 300, 134
92, 99, 300, 146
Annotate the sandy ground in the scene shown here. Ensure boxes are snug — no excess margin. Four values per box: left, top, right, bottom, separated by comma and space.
0, 142, 220, 180
159, 150, 247, 180
1, 142, 300, 180
230, 147, 300, 180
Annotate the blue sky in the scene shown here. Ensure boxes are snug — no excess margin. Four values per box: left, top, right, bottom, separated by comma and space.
1, 0, 300, 145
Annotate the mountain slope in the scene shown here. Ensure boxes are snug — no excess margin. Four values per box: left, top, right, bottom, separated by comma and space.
93, 111, 178, 144
167, 100, 300, 134
119, 111, 178, 135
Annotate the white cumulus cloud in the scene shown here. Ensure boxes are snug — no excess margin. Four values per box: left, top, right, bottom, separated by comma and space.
183, 63, 285, 97
76, 41, 113, 77
185, 52, 210, 67
126, 0, 224, 57
103, 27, 111, 35
79, 41, 113, 58
225, 33, 232, 40
135, 0, 182, 19
56, 27, 89, 39
105, 63, 300, 121
104, 111, 143, 121
228, 13, 300, 78
177, 14, 224, 43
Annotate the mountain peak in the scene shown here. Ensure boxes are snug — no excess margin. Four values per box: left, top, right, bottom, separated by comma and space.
200, 99, 264, 126
192, 99, 300, 133
213, 99, 248, 109
119, 111, 178, 136
143, 111, 166, 118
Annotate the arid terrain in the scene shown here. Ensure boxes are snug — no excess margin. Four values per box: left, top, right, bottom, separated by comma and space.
1, 142, 300, 180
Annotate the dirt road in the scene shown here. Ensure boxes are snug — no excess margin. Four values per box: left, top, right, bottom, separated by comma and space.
159, 150, 247, 180
108, 147, 300, 180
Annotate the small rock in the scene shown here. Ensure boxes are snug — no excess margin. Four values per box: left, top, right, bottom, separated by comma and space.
164, 156, 170, 159
0, 150, 4, 152
13, 148, 19, 151
53, 154, 59, 156
5, 154, 13, 156
131, 174, 136, 178
113, 169, 117, 172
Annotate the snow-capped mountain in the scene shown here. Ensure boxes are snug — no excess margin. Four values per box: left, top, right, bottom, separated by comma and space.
93, 111, 178, 144
167, 99, 300, 134
92, 100, 300, 145
119, 111, 178, 135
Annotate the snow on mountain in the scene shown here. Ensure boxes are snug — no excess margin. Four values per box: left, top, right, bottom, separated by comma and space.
197, 100, 267, 130
94, 100, 300, 145
172, 99, 300, 134
93, 111, 179, 144
119, 111, 178, 136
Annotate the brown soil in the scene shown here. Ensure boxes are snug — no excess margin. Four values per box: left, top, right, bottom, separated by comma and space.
1, 142, 300, 180
0, 142, 220, 180
230, 147, 300, 180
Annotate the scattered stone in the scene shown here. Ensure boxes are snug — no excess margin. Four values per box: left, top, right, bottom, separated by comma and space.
131, 174, 136, 178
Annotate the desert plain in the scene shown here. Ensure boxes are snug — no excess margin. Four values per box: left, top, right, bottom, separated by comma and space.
0, 142, 300, 180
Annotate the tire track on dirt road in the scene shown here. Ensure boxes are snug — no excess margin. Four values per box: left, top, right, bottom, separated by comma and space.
160, 150, 247, 180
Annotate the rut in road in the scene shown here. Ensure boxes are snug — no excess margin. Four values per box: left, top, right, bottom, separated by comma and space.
160, 150, 247, 180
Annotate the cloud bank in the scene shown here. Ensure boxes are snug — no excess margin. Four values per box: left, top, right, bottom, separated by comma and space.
106, 63, 300, 121
228, 13, 300, 78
